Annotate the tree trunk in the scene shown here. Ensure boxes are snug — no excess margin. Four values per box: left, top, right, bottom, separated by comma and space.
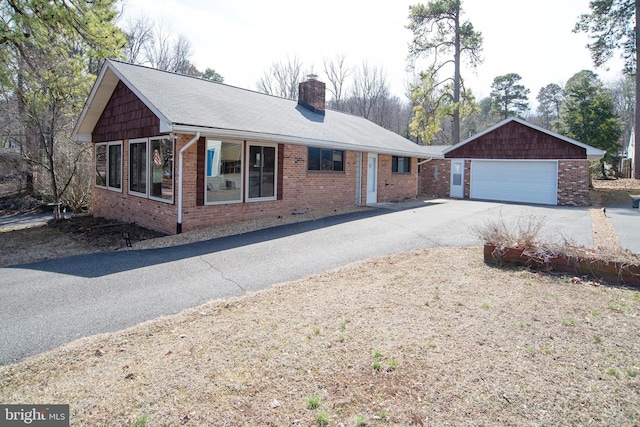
46, 135, 61, 220
452, 3, 461, 145
635, 0, 640, 179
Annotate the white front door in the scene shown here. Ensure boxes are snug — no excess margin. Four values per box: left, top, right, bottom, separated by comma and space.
450, 159, 464, 198
367, 153, 378, 204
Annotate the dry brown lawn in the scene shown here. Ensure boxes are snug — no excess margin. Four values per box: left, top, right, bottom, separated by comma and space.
1, 248, 639, 426
0, 180, 639, 426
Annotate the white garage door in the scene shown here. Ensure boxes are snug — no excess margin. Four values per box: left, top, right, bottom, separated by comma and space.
470, 160, 558, 205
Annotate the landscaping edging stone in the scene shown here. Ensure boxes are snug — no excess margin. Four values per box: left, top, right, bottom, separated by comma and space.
484, 244, 640, 288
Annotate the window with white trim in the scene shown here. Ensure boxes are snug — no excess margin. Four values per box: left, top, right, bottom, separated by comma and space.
150, 137, 174, 202
127, 136, 174, 203
95, 141, 122, 191
128, 138, 147, 196
205, 140, 243, 204
247, 143, 277, 201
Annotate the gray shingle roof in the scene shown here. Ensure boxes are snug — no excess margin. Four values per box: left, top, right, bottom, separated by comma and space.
75, 60, 443, 158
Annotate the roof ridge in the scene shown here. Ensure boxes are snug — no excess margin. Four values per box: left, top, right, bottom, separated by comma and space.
105, 59, 377, 120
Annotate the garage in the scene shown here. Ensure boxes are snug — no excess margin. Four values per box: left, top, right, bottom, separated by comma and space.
470, 160, 558, 205
423, 117, 607, 207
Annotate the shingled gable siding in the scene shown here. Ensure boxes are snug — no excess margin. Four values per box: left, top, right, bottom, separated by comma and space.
377, 155, 419, 202
445, 121, 586, 160
92, 81, 160, 143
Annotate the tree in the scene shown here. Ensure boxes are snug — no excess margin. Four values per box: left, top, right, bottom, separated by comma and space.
323, 54, 351, 111
256, 56, 304, 99
407, 66, 477, 144
575, 0, 638, 178
608, 75, 635, 159
1, 0, 125, 217
121, 15, 154, 65
556, 70, 622, 177
489, 73, 530, 119
536, 83, 564, 129
348, 62, 388, 121
202, 68, 224, 82
407, 0, 483, 144
144, 23, 197, 74
120, 17, 221, 80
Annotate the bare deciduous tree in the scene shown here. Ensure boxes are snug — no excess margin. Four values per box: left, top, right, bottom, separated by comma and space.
348, 62, 388, 120
323, 54, 351, 110
256, 56, 304, 99
121, 16, 154, 64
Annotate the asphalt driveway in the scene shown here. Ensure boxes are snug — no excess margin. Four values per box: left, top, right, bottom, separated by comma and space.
0, 199, 619, 365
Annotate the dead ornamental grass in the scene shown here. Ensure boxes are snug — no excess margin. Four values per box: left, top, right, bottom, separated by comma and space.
1, 247, 639, 426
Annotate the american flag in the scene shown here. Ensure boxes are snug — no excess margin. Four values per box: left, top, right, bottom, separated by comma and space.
153, 149, 161, 167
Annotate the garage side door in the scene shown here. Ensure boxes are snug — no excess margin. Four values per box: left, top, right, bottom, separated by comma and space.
470, 160, 558, 205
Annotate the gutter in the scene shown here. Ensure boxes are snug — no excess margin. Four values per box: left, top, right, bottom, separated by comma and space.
177, 132, 200, 234
170, 124, 432, 159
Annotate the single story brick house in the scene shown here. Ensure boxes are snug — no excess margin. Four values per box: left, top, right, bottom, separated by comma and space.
73, 60, 431, 234
419, 117, 605, 207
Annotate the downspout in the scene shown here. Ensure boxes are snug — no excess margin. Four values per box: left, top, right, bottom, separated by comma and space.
355, 152, 362, 205
177, 132, 200, 234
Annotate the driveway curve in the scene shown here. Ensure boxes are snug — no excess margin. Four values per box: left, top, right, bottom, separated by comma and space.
0, 199, 597, 365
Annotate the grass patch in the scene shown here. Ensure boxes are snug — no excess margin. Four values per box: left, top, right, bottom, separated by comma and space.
316, 411, 330, 426
134, 414, 149, 427
307, 396, 320, 410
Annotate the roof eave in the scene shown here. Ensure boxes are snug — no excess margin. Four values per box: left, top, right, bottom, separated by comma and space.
171, 125, 433, 158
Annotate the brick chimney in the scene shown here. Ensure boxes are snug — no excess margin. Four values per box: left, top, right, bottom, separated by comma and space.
298, 74, 325, 115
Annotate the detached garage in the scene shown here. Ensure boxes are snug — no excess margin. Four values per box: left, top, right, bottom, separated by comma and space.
419, 117, 605, 207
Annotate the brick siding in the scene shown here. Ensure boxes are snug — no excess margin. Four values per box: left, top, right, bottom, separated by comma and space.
92, 136, 420, 234
557, 160, 590, 206
419, 159, 450, 198
377, 155, 419, 202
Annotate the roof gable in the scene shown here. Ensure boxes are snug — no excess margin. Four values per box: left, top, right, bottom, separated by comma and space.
443, 117, 605, 161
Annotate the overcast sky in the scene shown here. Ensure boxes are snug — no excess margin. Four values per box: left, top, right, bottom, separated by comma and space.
120, 0, 626, 105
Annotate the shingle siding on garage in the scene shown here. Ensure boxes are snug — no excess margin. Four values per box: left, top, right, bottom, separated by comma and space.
445, 121, 587, 159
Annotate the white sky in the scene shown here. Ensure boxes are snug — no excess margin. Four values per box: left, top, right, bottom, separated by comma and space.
120, 0, 626, 105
